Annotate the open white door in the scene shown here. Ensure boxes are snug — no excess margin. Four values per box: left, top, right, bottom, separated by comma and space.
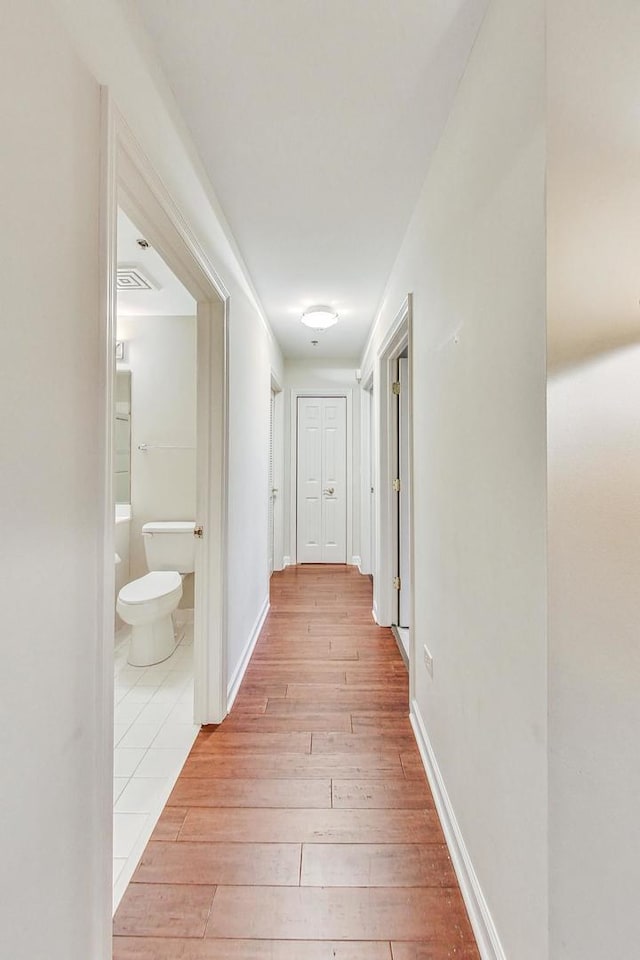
297, 396, 347, 563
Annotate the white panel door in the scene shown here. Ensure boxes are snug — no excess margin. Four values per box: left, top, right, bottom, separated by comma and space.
297, 396, 347, 563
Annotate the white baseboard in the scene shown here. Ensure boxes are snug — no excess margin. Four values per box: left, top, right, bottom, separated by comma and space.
372, 601, 380, 624
226, 596, 270, 712
351, 555, 362, 569
410, 700, 506, 960
114, 625, 130, 652
174, 608, 194, 625
282, 555, 292, 568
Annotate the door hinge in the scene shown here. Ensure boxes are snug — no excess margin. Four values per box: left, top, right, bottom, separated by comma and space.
392, 478, 401, 493
392, 381, 401, 396
393, 576, 401, 590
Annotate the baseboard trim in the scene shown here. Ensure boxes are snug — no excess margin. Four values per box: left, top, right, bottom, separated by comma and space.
372, 602, 380, 624
174, 608, 194, 625
410, 700, 506, 960
282, 555, 292, 568
391, 625, 409, 669
226, 596, 270, 712
351, 555, 362, 570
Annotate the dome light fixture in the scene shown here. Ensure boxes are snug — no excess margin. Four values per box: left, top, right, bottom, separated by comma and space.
301, 305, 339, 329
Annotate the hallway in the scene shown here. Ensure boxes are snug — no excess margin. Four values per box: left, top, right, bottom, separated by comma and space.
112, 566, 479, 958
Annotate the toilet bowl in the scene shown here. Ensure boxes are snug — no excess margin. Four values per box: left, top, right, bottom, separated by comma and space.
117, 571, 183, 666
116, 520, 195, 667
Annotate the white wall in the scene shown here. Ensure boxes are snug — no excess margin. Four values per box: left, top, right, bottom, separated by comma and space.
548, 351, 640, 958
282, 360, 361, 565
49, 0, 284, 697
226, 303, 279, 681
116, 315, 197, 596
361, 1, 547, 956
2, 2, 283, 956
0, 2, 107, 957
547, 2, 640, 955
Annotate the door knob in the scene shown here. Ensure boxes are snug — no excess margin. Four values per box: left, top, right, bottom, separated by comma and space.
324, 487, 335, 496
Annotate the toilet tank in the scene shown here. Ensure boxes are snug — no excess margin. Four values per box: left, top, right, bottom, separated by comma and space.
142, 521, 196, 573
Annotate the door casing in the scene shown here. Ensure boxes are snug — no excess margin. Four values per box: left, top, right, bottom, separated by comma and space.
98, 93, 230, 934
296, 396, 348, 563
288, 388, 353, 565
360, 295, 414, 694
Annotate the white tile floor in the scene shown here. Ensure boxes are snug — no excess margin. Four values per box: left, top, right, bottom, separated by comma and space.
112, 621, 199, 911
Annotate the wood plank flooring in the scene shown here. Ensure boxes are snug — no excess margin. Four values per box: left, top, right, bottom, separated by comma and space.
113, 565, 479, 960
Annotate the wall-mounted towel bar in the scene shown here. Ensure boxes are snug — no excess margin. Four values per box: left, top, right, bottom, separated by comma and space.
137, 442, 195, 452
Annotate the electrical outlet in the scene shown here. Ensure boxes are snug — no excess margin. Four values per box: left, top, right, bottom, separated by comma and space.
423, 644, 433, 677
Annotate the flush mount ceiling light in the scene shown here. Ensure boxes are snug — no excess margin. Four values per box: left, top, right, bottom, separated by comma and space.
300, 305, 339, 329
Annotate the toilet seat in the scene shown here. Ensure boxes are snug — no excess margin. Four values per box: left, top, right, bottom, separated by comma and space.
118, 570, 182, 606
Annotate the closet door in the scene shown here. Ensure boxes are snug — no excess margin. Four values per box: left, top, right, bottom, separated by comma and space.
297, 396, 347, 563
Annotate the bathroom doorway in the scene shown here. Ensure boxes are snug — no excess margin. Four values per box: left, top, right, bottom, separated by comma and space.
99, 100, 229, 917
112, 207, 200, 906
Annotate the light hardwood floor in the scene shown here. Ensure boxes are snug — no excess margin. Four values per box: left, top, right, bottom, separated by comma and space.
113, 564, 480, 959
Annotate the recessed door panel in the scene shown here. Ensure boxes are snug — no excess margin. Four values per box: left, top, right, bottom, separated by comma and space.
297, 396, 347, 563
305, 428, 320, 480
306, 496, 321, 546
324, 428, 337, 480
323, 496, 338, 546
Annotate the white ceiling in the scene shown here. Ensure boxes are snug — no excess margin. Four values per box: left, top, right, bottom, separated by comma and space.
128, 0, 488, 359
117, 208, 196, 316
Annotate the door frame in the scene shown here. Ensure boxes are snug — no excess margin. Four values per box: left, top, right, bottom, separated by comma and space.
289, 388, 353, 565
396, 355, 411, 629
359, 378, 374, 576
367, 296, 414, 670
98, 97, 230, 917
269, 372, 284, 573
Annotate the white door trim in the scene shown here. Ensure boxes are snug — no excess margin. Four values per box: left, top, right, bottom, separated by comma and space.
270, 372, 284, 572
98, 97, 230, 927
398, 357, 411, 627
289, 388, 353, 565
373, 295, 415, 696
103, 97, 230, 729
359, 370, 375, 588
359, 384, 372, 576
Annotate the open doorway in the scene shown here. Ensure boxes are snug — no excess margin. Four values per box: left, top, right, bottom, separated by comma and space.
359, 376, 375, 581
269, 387, 276, 574
100, 102, 229, 916
268, 374, 283, 575
369, 295, 413, 670
112, 207, 200, 906
392, 349, 411, 661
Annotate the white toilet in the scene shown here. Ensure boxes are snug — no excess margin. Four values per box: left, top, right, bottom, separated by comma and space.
116, 520, 195, 667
